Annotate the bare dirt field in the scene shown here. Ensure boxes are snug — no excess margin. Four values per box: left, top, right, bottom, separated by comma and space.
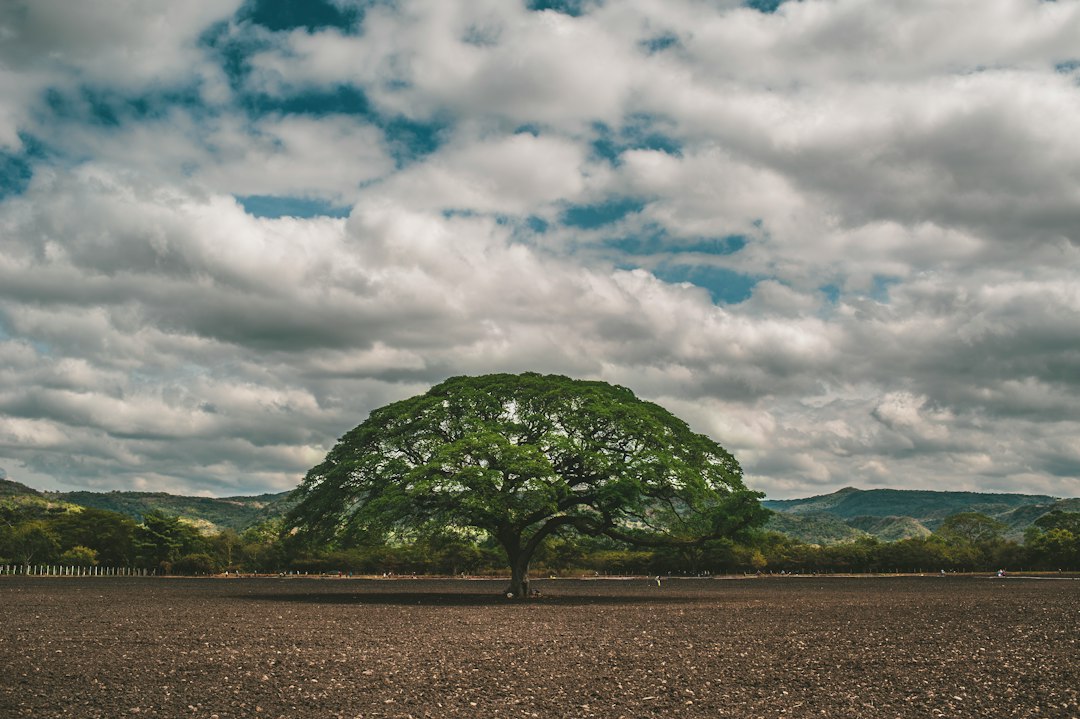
1, 575, 1077, 719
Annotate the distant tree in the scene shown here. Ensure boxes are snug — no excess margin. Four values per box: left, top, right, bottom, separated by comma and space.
1026, 529, 1079, 569
4, 521, 60, 566
423, 531, 496, 575
877, 536, 951, 573
286, 373, 768, 598
935, 512, 1009, 570
59, 545, 99, 567
534, 536, 586, 575
1025, 511, 1080, 570
1031, 510, 1080, 535
53, 508, 136, 566
936, 512, 1007, 545
134, 511, 203, 571
172, 553, 220, 576
239, 519, 288, 573
211, 528, 242, 569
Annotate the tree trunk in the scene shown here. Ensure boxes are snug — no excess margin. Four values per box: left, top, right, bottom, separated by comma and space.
500, 517, 577, 599
506, 553, 531, 599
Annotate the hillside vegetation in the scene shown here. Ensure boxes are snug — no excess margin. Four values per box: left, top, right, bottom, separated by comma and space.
0, 478, 82, 518
5, 480, 1071, 543
3, 477, 1077, 576
0, 478, 42, 497
50, 490, 295, 532
762, 487, 1065, 543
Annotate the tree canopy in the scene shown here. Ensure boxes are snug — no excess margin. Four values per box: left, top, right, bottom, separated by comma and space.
285, 372, 768, 596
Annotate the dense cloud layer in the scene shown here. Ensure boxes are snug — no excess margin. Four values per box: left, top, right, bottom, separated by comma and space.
1, 0, 1078, 498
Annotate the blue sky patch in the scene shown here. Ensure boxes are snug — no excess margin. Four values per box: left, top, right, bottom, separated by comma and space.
463, 22, 502, 48
590, 126, 621, 165
0, 149, 35, 200
591, 118, 682, 165
240, 0, 365, 33
44, 86, 206, 130
501, 214, 552, 248
243, 85, 371, 117
641, 34, 680, 55
443, 209, 480, 220
201, 9, 452, 168
44, 88, 119, 127
651, 264, 758, 304
239, 86, 450, 166
381, 115, 452, 166
237, 195, 351, 219
608, 233, 747, 257
526, 216, 550, 234
200, 20, 278, 94
870, 275, 901, 303
243, 83, 451, 165
528, 0, 588, 17
0, 134, 49, 200
818, 283, 841, 305
745, 0, 789, 12
561, 197, 647, 230
631, 132, 681, 156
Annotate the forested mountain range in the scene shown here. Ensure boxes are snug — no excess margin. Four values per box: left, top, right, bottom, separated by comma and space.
762, 487, 1080, 544
0, 478, 293, 533
3, 478, 1076, 545
52, 490, 295, 533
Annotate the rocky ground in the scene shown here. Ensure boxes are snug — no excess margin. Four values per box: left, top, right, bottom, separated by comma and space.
1, 575, 1077, 718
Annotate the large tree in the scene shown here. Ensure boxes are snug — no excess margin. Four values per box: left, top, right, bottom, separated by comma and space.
286, 373, 768, 597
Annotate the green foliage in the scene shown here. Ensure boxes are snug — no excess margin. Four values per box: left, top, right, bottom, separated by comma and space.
764, 488, 1073, 544
134, 510, 206, 571
875, 537, 951, 572
3, 468, 1076, 576
172, 553, 221, 575
1032, 510, 1080, 534
52, 508, 136, 566
287, 373, 767, 595
577, 548, 654, 575
1024, 511, 1080, 569
936, 512, 1007, 545
1025, 529, 1078, 569
1, 520, 60, 565
845, 515, 931, 542
59, 545, 99, 567
765, 511, 868, 544
0, 491, 80, 526
764, 487, 1057, 524
925, 513, 1007, 570
54, 490, 295, 532
0, 478, 44, 498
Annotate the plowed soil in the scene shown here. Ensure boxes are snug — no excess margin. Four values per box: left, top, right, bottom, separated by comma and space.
1, 575, 1077, 718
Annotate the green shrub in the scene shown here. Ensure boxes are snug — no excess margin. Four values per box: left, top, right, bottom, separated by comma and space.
172, 552, 221, 575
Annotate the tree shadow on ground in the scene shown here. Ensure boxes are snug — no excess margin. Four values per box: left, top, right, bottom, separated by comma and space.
232, 591, 695, 607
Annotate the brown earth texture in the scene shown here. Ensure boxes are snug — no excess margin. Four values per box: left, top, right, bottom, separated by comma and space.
1, 575, 1077, 719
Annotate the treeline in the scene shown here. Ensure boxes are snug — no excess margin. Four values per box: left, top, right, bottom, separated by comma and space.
753, 510, 1080, 574
2, 502, 1078, 576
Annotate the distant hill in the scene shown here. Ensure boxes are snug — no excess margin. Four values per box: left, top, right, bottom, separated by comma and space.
4, 477, 1075, 543
0, 477, 43, 497
764, 511, 869, 544
845, 515, 932, 542
49, 490, 296, 532
763, 487, 1067, 543
763, 486, 1058, 523
0, 478, 82, 519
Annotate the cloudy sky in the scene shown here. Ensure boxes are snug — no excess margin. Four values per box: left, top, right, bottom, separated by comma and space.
1, 0, 1078, 500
